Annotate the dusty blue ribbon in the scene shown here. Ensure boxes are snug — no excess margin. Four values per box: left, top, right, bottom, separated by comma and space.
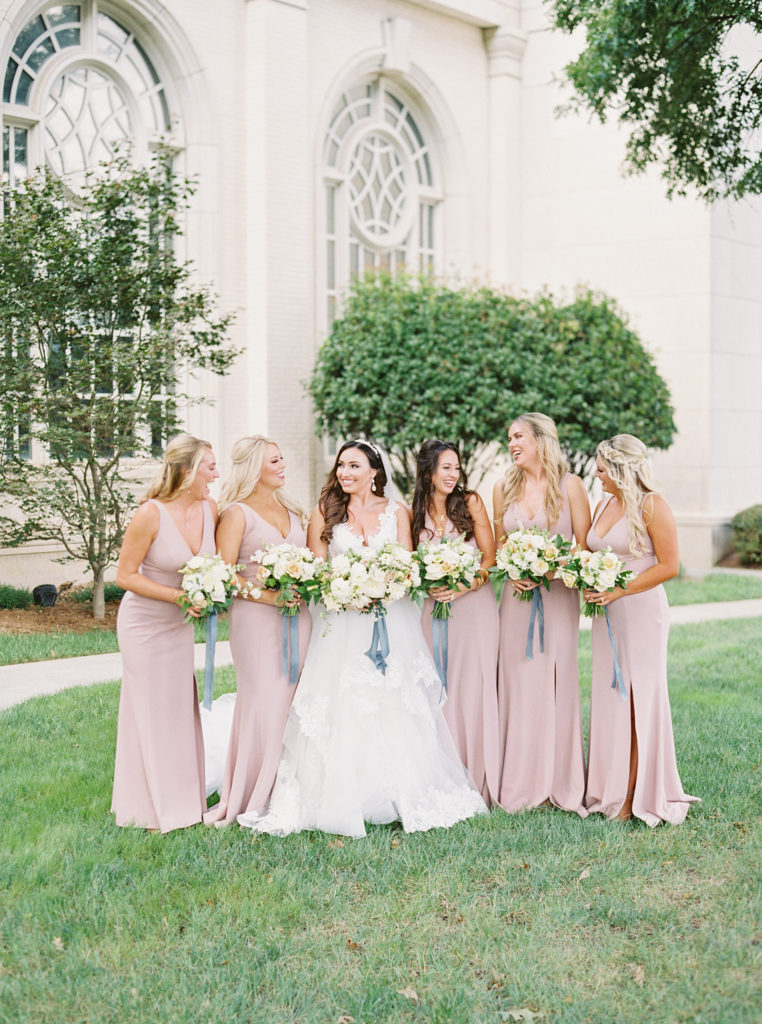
432, 609, 449, 694
202, 610, 217, 710
281, 613, 300, 685
525, 587, 545, 661
365, 612, 390, 675
604, 608, 627, 701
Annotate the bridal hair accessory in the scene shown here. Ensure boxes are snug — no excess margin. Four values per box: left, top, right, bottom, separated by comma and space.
350, 438, 382, 461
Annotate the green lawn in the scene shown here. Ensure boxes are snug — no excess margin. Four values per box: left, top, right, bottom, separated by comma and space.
0, 619, 759, 1023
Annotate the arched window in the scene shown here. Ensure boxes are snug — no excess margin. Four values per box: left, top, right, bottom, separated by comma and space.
2, 2, 172, 190
322, 77, 441, 327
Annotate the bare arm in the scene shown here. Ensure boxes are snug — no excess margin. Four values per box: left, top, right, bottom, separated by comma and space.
395, 505, 413, 551
492, 479, 506, 549
116, 503, 180, 605
567, 474, 592, 550
307, 504, 329, 559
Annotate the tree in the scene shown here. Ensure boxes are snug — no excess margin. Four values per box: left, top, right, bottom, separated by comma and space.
552, 0, 762, 201
0, 155, 236, 619
307, 273, 675, 496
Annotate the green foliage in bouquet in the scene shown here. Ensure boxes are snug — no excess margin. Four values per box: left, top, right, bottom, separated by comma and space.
308, 273, 675, 495
730, 504, 762, 565
0, 153, 237, 620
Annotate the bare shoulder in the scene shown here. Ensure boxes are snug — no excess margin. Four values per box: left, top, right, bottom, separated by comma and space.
128, 500, 160, 532
566, 474, 587, 499
207, 498, 219, 524
466, 491, 487, 515
643, 492, 673, 525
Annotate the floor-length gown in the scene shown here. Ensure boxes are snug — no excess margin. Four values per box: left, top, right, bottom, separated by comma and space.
585, 495, 699, 826
495, 474, 587, 814
111, 499, 214, 832
419, 515, 500, 805
204, 505, 312, 825
238, 501, 488, 837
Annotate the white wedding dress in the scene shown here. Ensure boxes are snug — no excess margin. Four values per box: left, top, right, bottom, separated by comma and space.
237, 501, 487, 837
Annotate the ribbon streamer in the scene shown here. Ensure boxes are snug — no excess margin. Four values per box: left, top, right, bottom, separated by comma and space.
365, 613, 390, 675
525, 587, 545, 661
432, 608, 449, 695
604, 608, 627, 701
281, 613, 300, 685
202, 610, 218, 710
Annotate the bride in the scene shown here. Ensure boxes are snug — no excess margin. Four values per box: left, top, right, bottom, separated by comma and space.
237, 439, 487, 837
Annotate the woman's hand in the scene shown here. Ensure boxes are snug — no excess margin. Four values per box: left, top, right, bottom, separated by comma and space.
583, 586, 625, 607
511, 578, 540, 593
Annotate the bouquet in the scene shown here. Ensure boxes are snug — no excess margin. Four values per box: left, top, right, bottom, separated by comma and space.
557, 547, 636, 617
321, 542, 419, 615
321, 542, 419, 676
491, 526, 572, 601
177, 553, 241, 621
177, 553, 241, 709
411, 535, 482, 620
251, 543, 328, 685
251, 543, 327, 615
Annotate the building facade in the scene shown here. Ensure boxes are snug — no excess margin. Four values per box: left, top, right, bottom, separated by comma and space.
1, 0, 760, 584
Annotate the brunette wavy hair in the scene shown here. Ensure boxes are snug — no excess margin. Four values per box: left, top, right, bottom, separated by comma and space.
411, 440, 475, 542
319, 439, 387, 544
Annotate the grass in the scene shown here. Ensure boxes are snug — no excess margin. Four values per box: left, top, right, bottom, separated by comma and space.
0, 619, 760, 1023
664, 571, 762, 605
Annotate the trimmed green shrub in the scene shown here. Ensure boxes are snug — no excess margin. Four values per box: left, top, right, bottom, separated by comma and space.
730, 505, 762, 565
73, 583, 125, 605
0, 584, 33, 609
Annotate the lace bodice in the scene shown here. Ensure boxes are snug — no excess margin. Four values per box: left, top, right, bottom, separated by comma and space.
329, 501, 400, 558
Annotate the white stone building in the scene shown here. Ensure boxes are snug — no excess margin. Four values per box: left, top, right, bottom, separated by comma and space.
1, 0, 760, 585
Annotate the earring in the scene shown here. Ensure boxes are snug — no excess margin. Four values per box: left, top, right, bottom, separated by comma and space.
371, 477, 377, 492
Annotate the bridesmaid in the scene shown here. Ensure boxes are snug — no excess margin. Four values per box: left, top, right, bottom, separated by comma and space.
204, 436, 312, 826
112, 434, 218, 832
411, 440, 499, 804
584, 434, 699, 825
492, 413, 591, 814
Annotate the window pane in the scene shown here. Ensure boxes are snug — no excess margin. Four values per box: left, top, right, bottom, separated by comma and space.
26, 36, 56, 73
16, 71, 34, 105
12, 16, 46, 60
3, 58, 17, 103
45, 6, 80, 29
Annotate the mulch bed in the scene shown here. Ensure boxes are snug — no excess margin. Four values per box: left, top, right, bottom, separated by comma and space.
0, 587, 119, 635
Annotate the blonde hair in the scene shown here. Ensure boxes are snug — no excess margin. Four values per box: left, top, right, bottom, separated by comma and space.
596, 434, 660, 555
218, 435, 305, 521
144, 434, 211, 502
501, 413, 569, 528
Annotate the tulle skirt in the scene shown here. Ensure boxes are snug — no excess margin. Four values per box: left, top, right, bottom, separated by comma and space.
237, 600, 487, 838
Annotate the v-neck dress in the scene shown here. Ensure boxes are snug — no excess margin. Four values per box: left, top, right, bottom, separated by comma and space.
418, 514, 500, 805
585, 495, 699, 826
204, 504, 312, 825
111, 499, 215, 832
495, 473, 587, 815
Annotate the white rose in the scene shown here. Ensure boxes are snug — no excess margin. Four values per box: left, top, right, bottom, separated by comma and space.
507, 564, 522, 581
530, 558, 549, 576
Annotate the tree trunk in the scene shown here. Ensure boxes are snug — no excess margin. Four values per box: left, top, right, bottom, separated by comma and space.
92, 568, 106, 621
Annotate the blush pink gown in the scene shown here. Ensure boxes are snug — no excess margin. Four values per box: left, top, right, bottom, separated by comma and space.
585, 495, 699, 826
111, 499, 214, 832
495, 474, 587, 815
419, 515, 500, 805
204, 505, 312, 826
